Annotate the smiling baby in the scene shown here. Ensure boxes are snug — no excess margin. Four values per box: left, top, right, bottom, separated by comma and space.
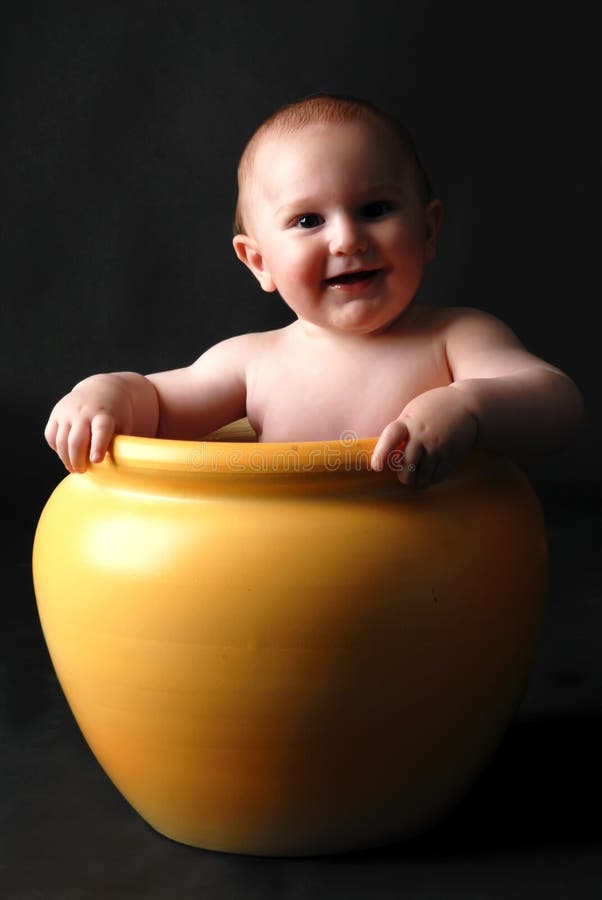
45, 94, 583, 489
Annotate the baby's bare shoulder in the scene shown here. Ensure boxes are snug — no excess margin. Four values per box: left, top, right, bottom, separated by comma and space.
200, 326, 290, 361
408, 305, 524, 347
407, 304, 499, 333
429, 306, 536, 380
236, 323, 302, 358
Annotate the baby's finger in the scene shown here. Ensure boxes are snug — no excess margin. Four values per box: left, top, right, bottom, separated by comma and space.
397, 443, 423, 487
89, 413, 116, 464
371, 420, 409, 471
67, 420, 93, 473
415, 452, 440, 490
54, 421, 75, 473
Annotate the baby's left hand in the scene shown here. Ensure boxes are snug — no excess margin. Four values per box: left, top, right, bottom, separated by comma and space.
370, 386, 479, 489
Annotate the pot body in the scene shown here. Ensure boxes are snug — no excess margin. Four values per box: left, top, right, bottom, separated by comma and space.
32, 431, 547, 856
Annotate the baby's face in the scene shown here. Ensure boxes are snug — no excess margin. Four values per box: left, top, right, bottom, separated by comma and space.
235, 119, 440, 336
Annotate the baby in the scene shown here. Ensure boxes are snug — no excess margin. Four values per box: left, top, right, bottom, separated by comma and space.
45, 94, 584, 489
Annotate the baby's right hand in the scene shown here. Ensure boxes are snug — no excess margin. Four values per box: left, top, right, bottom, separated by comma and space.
44, 375, 134, 473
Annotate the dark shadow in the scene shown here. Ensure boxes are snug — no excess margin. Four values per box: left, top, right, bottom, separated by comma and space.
347, 714, 602, 860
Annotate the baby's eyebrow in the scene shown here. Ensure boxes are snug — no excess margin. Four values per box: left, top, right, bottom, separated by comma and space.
275, 184, 403, 217
276, 198, 317, 216
359, 183, 406, 203
361, 182, 403, 194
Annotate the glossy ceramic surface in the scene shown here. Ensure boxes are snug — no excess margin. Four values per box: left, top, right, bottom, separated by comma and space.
32, 423, 547, 855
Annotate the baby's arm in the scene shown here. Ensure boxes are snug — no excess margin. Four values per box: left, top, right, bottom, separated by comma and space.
371, 308, 584, 488
45, 336, 250, 472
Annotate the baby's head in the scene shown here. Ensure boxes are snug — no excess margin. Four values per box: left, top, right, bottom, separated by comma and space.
233, 93, 434, 237
232, 93, 442, 335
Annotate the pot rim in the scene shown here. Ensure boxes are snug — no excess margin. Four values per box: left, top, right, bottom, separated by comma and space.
105, 432, 381, 476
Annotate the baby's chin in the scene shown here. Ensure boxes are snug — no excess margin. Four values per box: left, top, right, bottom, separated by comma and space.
323, 299, 409, 336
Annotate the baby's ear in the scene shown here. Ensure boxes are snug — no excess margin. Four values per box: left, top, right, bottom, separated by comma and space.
232, 235, 277, 292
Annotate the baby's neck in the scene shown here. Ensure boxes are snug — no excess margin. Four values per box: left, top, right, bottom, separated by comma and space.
293, 305, 421, 343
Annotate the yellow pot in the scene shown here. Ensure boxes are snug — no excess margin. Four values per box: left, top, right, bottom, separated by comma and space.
32, 421, 547, 856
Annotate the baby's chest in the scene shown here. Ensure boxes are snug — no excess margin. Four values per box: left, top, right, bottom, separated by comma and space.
247, 338, 451, 441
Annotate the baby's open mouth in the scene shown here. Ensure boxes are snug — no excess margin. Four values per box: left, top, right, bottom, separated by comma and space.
325, 268, 381, 286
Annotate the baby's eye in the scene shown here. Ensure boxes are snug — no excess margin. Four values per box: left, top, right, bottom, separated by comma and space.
360, 201, 391, 219
295, 213, 323, 229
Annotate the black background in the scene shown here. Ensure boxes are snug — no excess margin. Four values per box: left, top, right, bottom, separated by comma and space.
2, 2, 601, 897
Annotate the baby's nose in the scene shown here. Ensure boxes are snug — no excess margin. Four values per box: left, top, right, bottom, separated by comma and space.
329, 216, 368, 256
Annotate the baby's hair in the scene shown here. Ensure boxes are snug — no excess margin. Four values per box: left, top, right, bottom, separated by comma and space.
233, 92, 434, 235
